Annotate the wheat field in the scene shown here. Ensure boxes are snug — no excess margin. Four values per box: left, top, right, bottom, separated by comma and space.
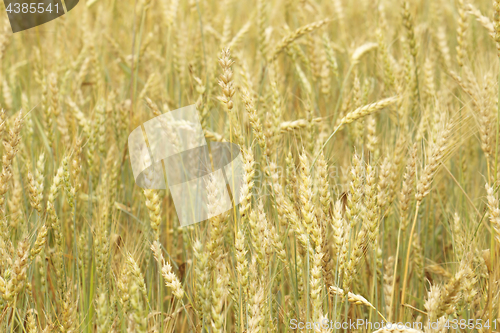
0, 0, 498, 331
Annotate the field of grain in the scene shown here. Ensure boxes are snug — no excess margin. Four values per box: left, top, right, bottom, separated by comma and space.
0, 0, 498, 331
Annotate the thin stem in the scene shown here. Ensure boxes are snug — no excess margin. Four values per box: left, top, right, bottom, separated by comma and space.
310, 64, 354, 169
400, 201, 420, 319
10, 297, 17, 333
376, 310, 389, 323
487, 158, 492, 185
310, 124, 342, 169
390, 220, 403, 322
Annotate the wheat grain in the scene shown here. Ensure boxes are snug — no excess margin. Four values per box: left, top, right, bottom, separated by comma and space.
340, 96, 399, 126
268, 19, 331, 62
151, 241, 184, 300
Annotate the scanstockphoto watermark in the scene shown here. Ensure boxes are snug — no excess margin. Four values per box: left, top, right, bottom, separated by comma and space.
289, 318, 425, 331
289, 319, 499, 331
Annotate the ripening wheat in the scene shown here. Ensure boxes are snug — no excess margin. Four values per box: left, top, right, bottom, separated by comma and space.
0, 0, 497, 332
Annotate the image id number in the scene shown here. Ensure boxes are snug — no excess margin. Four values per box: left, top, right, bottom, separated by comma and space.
6, 2, 60, 14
